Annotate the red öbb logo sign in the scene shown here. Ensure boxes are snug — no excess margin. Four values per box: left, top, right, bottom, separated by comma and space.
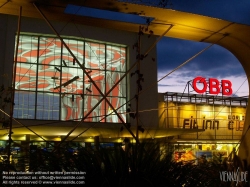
192, 76, 232, 96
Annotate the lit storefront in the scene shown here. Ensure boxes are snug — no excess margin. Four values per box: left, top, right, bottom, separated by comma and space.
159, 92, 248, 162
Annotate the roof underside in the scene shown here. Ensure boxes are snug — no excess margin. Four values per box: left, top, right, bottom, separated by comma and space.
0, 0, 249, 41
1, 0, 250, 66
0, 120, 204, 141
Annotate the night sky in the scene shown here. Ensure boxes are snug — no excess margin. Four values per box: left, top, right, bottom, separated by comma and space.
66, 0, 250, 97
156, 0, 250, 96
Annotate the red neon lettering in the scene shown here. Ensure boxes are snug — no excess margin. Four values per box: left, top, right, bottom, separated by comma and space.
192, 77, 233, 96
221, 80, 233, 95
192, 76, 207, 94
209, 78, 220, 94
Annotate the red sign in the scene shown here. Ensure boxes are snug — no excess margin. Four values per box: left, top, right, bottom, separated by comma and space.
192, 77, 232, 95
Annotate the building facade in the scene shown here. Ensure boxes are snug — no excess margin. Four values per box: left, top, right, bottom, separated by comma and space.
159, 92, 247, 162
0, 13, 159, 151
0, 1, 250, 164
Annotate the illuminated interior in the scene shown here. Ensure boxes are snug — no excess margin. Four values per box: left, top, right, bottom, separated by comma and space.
13, 34, 127, 122
162, 92, 247, 140
172, 142, 237, 162
158, 92, 247, 161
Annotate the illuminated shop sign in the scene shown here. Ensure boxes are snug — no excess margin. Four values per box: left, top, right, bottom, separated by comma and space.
192, 77, 232, 96
174, 150, 228, 163
183, 115, 244, 131
164, 102, 245, 140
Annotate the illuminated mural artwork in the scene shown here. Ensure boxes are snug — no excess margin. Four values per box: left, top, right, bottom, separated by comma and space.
13, 34, 127, 122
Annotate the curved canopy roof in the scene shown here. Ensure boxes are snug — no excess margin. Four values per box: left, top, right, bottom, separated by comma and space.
0, 0, 250, 76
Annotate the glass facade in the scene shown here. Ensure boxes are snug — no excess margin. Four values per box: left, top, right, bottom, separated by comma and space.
171, 143, 237, 163
158, 92, 247, 162
164, 103, 245, 140
13, 34, 127, 122
161, 92, 247, 140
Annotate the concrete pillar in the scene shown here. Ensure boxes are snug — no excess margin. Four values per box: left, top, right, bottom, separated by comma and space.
85, 142, 92, 151
94, 136, 100, 150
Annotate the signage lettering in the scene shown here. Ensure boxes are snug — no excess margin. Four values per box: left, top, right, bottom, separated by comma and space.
228, 115, 244, 131
182, 115, 244, 130
202, 117, 219, 130
192, 76, 232, 95
183, 116, 197, 129
222, 80, 232, 95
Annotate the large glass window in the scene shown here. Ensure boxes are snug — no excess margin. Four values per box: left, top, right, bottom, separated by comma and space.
13, 34, 127, 122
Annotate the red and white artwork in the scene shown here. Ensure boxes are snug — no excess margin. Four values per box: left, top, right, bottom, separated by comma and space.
14, 35, 127, 122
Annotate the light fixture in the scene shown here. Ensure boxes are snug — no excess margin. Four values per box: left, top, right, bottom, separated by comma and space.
86, 87, 92, 93
54, 76, 79, 89
62, 76, 79, 87
62, 60, 67, 67
54, 85, 60, 90
86, 70, 92, 74
123, 138, 130, 143
55, 67, 61, 72
138, 126, 144, 133
61, 93, 66, 98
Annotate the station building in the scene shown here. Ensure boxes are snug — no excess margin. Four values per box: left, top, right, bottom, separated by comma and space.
0, 0, 249, 162
159, 91, 247, 162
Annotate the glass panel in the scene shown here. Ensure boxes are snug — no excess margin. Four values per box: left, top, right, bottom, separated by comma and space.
62, 39, 84, 68
60, 67, 84, 94
85, 42, 105, 70
15, 63, 37, 91
106, 97, 126, 123
36, 92, 60, 120
106, 46, 126, 72
85, 70, 105, 95
106, 71, 126, 97
37, 68, 62, 93
61, 93, 83, 121
13, 91, 36, 119
83, 95, 105, 122
39, 37, 62, 67
18, 35, 39, 63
